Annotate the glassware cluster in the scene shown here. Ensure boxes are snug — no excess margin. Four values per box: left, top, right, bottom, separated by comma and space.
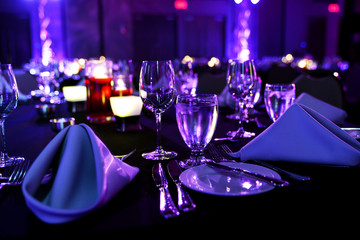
226, 59, 257, 139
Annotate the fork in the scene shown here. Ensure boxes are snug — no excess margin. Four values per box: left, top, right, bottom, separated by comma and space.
114, 148, 136, 161
206, 144, 289, 187
206, 143, 233, 162
220, 144, 311, 181
0, 159, 30, 189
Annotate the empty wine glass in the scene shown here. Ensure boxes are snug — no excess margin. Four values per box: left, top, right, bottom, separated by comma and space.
176, 94, 218, 169
264, 83, 296, 122
139, 60, 177, 160
0, 64, 25, 167
227, 59, 257, 139
243, 76, 262, 121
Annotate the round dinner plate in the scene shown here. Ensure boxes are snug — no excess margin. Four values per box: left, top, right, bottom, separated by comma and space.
179, 162, 281, 196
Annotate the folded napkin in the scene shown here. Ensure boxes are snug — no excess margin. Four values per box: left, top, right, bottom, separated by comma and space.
22, 124, 139, 224
295, 92, 347, 124
230, 103, 360, 166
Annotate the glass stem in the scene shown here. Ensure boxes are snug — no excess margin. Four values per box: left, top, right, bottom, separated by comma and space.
0, 118, 7, 161
155, 112, 163, 152
190, 150, 204, 165
237, 100, 245, 134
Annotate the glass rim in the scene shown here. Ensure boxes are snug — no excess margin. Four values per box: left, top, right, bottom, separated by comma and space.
176, 93, 217, 99
228, 59, 255, 64
265, 83, 295, 89
141, 60, 172, 63
176, 93, 218, 104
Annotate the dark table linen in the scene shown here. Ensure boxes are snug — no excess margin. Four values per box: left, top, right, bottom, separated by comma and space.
1, 102, 360, 238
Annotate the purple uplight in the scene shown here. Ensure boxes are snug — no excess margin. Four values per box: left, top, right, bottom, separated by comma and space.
39, 0, 54, 66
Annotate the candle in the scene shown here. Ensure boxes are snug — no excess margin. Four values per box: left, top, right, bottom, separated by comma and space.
110, 96, 143, 117
85, 59, 113, 123
93, 65, 108, 79
63, 86, 87, 102
112, 74, 133, 96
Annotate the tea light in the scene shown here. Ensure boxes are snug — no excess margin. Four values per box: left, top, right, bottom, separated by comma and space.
110, 96, 143, 132
112, 74, 133, 96
110, 96, 143, 117
35, 104, 56, 118
93, 65, 108, 79
63, 86, 87, 102
49, 117, 75, 132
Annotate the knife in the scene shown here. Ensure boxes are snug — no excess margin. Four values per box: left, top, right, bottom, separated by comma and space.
167, 160, 196, 212
152, 163, 180, 218
206, 161, 289, 187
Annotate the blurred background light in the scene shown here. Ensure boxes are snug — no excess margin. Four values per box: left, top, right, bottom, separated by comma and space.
328, 3, 340, 13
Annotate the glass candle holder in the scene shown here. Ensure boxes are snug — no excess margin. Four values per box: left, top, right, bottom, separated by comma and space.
85, 59, 113, 123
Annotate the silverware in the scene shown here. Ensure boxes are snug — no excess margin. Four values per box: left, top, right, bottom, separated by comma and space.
152, 163, 180, 219
0, 159, 30, 189
114, 148, 136, 161
206, 143, 234, 162
167, 160, 196, 212
206, 161, 289, 187
213, 137, 238, 142
220, 144, 311, 181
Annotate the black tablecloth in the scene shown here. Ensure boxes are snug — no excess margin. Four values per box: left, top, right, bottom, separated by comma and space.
1, 102, 360, 238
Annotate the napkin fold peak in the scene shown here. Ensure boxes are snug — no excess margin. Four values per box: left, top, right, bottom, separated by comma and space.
231, 103, 360, 166
295, 92, 347, 124
22, 124, 139, 224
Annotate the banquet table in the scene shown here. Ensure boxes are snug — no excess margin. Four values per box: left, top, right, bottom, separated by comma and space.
1, 100, 360, 238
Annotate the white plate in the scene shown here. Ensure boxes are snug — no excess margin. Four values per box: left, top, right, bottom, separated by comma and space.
179, 162, 281, 196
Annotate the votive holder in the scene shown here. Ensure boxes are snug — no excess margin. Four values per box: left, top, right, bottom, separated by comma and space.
110, 96, 143, 132
63, 85, 87, 113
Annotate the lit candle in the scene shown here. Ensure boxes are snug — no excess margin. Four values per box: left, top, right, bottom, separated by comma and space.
93, 65, 108, 79
110, 96, 143, 117
63, 86, 87, 102
112, 74, 133, 96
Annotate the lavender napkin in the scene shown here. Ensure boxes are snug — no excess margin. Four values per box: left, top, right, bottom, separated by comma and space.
295, 92, 347, 124
22, 124, 139, 224
230, 103, 360, 166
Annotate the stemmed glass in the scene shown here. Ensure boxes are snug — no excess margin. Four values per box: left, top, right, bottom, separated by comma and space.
0, 64, 24, 167
264, 83, 295, 122
139, 60, 177, 160
227, 59, 257, 139
176, 94, 218, 169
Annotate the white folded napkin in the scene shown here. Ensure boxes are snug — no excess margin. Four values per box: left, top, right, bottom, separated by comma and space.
230, 103, 360, 166
22, 124, 139, 224
295, 92, 347, 124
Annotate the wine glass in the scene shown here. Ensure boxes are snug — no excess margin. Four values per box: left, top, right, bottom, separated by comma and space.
227, 59, 257, 139
243, 76, 262, 121
264, 83, 295, 122
0, 64, 25, 167
139, 60, 177, 160
176, 94, 218, 169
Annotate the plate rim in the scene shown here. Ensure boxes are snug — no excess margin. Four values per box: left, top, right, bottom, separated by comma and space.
179, 162, 281, 196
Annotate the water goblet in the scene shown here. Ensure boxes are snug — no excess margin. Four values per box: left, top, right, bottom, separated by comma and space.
264, 83, 296, 122
0, 64, 25, 167
139, 60, 177, 160
227, 59, 257, 139
176, 94, 218, 169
